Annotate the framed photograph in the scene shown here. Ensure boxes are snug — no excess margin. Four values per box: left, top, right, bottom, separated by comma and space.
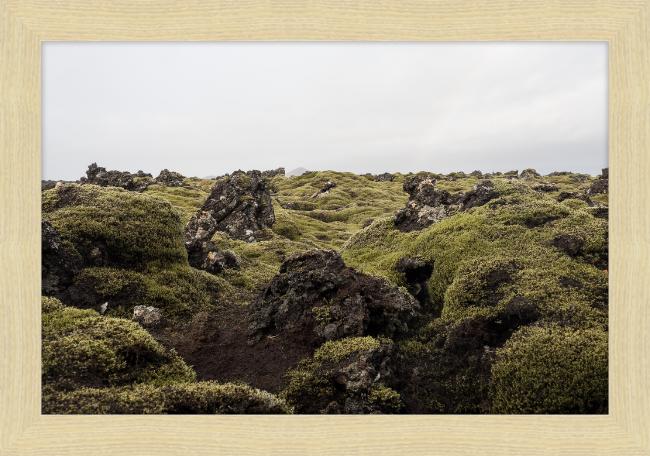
2, 1, 648, 454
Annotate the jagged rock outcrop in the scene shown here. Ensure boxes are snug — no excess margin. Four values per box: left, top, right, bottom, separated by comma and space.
470, 170, 483, 179
396, 257, 434, 307
42, 220, 83, 295
374, 173, 394, 182
154, 169, 188, 188
246, 249, 419, 346
184, 170, 274, 271
394, 176, 498, 232
311, 180, 337, 198
184, 211, 241, 273
587, 168, 608, 196
78, 163, 151, 192
261, 167, 285, 179
134, 170, 153, 178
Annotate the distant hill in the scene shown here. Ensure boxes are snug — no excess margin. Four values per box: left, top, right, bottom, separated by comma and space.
286, 167, 309, 177
202, 175, 217, 179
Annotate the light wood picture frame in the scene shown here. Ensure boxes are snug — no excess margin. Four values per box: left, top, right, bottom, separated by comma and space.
1, 1, 648, 454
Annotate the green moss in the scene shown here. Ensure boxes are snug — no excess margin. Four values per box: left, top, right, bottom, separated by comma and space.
42, 298, 196, 390
43, 184, 189, 269
271, 200, 302, 241
273, 171, 409, 250
210, 231, 234, 250
314, 336, 381, 363
590, 194, 609, 206
367, 384, 404, 412
237, 172, 251, 189
278, 360, 334, 411
42, 381, 292, 414
73, 264, 234, 324
490, 324, 608, 414
312, 305, 332, 326
143, 184, 211, 224
341, 180, 608, 330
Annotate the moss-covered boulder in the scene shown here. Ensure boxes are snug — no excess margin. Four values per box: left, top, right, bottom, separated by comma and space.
42, 184, 232, 322
279, 337, 403, 414
42, 183, 188, 270
42, 297, 196, 391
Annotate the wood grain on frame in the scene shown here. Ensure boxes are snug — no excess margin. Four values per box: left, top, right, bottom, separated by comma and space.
1, 1, 648, 454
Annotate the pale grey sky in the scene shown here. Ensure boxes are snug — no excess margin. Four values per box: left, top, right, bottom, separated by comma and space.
42, 42, 608, 181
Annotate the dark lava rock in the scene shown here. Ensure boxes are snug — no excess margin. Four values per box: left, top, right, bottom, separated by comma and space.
184, 170, 274, 274
319, 345, 400, 414
261, 167, 285, 179
154, 169, 187, 188
547, 171, 572, 177
470, 170, 483, 179
396, 257, 434, 307
394, 177, 498, 232
42, 220, 83, 295
78, 163, 151, 192
587, 168, 608, 196
183, 212, 241, 273
311, 180, 337, 198
531, 182, 559, 192
374, 173, 394, 182
362, 218, 375, 229
503, 170, 519, 180
134, 170, 153, 178
246, 249, 419, 347
557, 191, 593, 205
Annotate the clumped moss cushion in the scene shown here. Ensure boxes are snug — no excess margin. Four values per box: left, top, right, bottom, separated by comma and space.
489, 324, 608, 414
42, 183, 188, 269
42, 297, 195, 391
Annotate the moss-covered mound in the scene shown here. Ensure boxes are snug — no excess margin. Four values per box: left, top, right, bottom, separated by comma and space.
42, 184, 238, 324
42, 183, 188, 269
68, 265, 234, 324
42, 297, 195, 391
43, 382, 292, 414
490, 324, 608, 414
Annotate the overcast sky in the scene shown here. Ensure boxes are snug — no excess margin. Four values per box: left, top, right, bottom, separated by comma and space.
42, 42, 608, 181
